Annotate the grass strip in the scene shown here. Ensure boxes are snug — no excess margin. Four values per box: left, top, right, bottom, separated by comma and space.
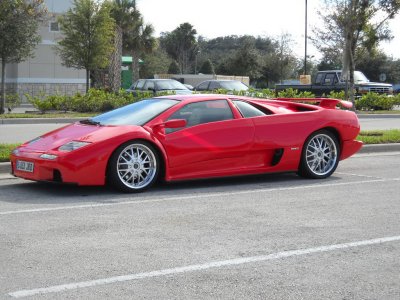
357, 129, 400, 144
0, 144, 20, 162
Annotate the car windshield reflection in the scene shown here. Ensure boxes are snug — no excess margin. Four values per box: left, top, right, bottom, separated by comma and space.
91, 99, 179, 126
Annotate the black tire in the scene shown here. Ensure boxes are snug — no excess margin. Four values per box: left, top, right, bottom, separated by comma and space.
107, 141, 159, 192
298, 130, 340, 179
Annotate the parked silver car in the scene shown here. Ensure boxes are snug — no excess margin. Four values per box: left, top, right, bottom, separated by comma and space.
127, 79, 192, 95
194, 80, 249, 92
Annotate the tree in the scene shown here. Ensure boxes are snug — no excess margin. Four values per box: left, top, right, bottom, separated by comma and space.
199, 59, 215, 74
123, 12, 156, 82
57, 0, 115, 93
161, 23, 198, 74
140, 46, 172, 78
167, 61, 180, 74
109, 0, 137, 92
0, 0, 47, 114
228, 37, 262, 80
313, 0, 400, 106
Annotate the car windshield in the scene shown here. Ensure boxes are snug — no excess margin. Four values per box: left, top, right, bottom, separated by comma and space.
339, 71, 369, 82
157, 80, 188, 90
354, 71, 369, 82
91, 99, 179, 126
220, 81, 248, 91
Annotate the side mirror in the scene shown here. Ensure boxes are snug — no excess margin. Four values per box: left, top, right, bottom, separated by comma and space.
164, 119, 187, 129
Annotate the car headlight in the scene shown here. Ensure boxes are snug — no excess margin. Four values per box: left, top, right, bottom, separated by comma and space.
12, 148, 20, 156
40, 154, 58, 160
58, 141, 91, 152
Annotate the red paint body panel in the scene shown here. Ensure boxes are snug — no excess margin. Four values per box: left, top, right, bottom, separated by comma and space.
10, 95, 362, 187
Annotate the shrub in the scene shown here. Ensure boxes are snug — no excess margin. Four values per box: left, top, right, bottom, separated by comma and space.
5, 94, 21, 112
356, 92, 397, 111
27, 89, 162, 113
277, 88, 315, 98
326, 90, 346, 100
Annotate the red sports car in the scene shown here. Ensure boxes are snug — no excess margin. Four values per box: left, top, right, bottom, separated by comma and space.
10, 95, 362, 192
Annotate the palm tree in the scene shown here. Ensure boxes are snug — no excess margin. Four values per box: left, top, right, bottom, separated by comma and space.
109, 0, 135, 92
110, 0, 156, 85
124, 14, 156, 82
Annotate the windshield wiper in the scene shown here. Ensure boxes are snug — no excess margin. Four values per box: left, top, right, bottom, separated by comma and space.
79, 119, 102, 126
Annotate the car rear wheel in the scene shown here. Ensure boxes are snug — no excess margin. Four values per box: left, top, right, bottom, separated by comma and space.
298, 130, 340, 179
108, 141, 159, 192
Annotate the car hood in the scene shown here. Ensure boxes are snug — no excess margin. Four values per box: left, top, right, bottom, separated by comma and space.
21, 122, 143, 152
357, 82, 393, 87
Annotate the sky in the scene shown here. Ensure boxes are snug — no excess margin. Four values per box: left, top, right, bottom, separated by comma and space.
136, 0, 400, 60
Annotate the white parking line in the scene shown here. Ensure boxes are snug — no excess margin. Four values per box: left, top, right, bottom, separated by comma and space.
335, 172, 384, 179
8, 235, 400, 298
1, 178, 399, 216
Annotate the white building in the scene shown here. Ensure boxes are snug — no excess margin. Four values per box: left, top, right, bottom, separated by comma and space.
4, 0, 86, 103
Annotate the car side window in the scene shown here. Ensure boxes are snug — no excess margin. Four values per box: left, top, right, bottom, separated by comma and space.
135, 80, 145, 90
209, 81, 220, 90
233, 100, 267, 118
315, 73, 324, 85
196, 82, 209, 91
324, 73, 336, 85
144, 81, 155, 91
166, 100, 234, 134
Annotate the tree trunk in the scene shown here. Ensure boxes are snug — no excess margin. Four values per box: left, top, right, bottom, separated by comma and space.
108, 26, 122, 93
131, 50, 139, 83
0, 60, 6, 114
86, 69, 90, 93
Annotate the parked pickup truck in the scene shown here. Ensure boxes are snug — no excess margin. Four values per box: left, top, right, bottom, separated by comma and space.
275, 70, 393, 97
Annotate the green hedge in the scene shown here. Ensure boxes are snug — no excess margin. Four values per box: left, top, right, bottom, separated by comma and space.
26, 88, 400, 113
26, 89, 156, 113
355, 92, 400, 111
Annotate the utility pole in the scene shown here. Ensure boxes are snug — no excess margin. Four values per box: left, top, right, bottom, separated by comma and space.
304, 0, 308, 75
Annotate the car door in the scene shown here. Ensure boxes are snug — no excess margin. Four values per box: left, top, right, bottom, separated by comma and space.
160, 99, 255, 180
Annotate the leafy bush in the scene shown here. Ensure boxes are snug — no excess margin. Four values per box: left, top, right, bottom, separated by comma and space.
5, 94, 21, 112
277, 88, 315, 98
326, 90, 346, 100
250, 88, 275, 98
27, 89, 171, 113
355, 92, 397, 111
26, 93, 53, 113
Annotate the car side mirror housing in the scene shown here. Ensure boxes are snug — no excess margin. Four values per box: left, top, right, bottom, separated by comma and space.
164, 119, 187, 129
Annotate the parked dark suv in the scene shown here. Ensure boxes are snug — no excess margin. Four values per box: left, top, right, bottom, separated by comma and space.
126, 79, 192, 95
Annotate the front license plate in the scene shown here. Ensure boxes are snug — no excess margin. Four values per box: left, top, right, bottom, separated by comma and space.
16, 160, 34, 173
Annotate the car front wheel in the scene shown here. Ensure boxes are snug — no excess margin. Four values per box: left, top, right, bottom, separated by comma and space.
108, 141, 159, 192
298, 130, 340, 179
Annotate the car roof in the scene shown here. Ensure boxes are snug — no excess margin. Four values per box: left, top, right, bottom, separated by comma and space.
199, 79, 239, 83
155, 94, 249, 103
140, 79, 178, 82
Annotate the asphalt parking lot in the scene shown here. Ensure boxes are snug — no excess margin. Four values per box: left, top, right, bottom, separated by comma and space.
0, 151, 399, 299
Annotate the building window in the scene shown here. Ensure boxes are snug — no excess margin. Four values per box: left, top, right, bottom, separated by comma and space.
49, 22, 59, 32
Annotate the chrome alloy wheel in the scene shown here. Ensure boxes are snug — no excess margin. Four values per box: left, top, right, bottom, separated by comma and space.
117, 144, 157, 189
305, 134, 338, 176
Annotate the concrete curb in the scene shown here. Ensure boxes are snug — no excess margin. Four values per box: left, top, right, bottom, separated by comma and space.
0, 162, 11, 175
1, 144, 399, 177
357, 114, 400, 119
358, 143, 400, 153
